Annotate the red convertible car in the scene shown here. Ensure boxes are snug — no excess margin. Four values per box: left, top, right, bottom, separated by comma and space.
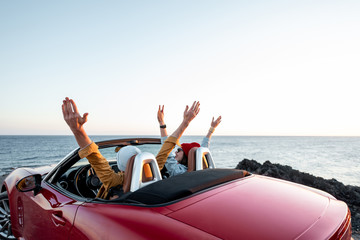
0, 138, 352, 240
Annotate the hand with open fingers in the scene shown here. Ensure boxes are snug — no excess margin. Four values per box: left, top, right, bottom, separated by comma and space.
211, 116, 222, 129
183, 101, 200, 124
62, 97, 88, 133
157, 105, 165, 125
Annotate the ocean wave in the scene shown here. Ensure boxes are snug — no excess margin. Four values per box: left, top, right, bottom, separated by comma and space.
0, 151, 12, 155
19, 156, 39, 161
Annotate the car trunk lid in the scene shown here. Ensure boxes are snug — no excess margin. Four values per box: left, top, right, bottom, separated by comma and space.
166, 175, 346, 240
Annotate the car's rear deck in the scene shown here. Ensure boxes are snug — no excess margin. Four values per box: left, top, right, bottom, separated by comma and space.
118, 168, 250, 205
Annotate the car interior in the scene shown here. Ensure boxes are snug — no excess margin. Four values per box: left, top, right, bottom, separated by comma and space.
47, 138, 250, 205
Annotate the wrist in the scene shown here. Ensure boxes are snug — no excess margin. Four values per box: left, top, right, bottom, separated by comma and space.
71, 127, 86, 135
71, 127, 82, 134
209, 127, 215, 133
181, 120, 190, 128
160, 124, 166, 128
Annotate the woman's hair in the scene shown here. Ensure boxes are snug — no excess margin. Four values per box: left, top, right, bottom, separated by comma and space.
180, 142, 200, 167
179, 154, 188, 167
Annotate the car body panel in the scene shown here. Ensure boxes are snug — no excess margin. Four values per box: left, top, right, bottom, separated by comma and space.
166, 175, 347, 240
296, 201, 350, 240
70, 203, 220, 240
9, 181, 81, 240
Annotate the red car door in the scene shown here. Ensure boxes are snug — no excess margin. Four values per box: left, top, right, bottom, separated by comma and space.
17, 183, 81, 240
69, 202, 219, 240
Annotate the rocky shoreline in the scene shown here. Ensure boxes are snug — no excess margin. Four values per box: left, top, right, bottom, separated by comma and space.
236, 159, 360, 238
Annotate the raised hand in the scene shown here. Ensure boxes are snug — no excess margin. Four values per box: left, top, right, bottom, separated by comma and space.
61, 97, 92, 148
62, 97, 89, 133
183, 101, 200, 124
157, 105, 165, 125
211, 116, 222, 129
169, 101, 200, 139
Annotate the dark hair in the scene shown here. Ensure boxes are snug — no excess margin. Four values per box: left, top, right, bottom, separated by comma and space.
179, 154, 188, 167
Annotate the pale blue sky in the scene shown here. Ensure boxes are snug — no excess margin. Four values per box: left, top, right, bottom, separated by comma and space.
1, 1, 360, 136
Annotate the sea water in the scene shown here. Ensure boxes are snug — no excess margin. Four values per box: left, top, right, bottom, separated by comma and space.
0, 135, 359, 186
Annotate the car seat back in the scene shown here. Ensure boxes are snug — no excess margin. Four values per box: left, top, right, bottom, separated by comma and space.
187, 147, 216, 172
123, 152, 162, 193
187, 147, 198, 172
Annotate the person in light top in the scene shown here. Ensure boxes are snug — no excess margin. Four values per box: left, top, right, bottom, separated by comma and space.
156, 104, 221, 178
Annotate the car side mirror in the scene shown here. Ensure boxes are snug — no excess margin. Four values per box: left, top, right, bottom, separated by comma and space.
16, 174, 42, 196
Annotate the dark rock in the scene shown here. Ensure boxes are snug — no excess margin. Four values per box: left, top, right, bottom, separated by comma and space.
236, 159, 360, 233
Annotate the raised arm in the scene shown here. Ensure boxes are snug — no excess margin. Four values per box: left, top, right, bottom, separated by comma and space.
206, 116, 222, 139
62, 97, 92, 148
62, 98, 122, 197
156, 101, 200, 168
157, 105, 168, 138
171, 101, 200, 139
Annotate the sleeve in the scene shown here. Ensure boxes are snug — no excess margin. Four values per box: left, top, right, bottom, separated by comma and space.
156, 136, 179, 170
201, 137, 210, 148
160, 136, 167, 144
78, 142, 123, 191
161, 136, 177, 157
164, 157, 188, 177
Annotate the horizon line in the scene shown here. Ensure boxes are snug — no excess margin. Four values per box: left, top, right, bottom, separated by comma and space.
1, 134, 360, 137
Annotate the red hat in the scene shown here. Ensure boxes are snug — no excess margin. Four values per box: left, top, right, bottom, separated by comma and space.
180, 142, 200, 157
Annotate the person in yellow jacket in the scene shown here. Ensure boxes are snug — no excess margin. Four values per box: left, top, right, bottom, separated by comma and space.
62, 97, 200, 199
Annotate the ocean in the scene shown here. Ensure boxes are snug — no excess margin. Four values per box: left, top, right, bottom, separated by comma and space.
0, 135, 359, 186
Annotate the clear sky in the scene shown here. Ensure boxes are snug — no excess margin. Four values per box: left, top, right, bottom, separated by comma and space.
1, 1, 359, 136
